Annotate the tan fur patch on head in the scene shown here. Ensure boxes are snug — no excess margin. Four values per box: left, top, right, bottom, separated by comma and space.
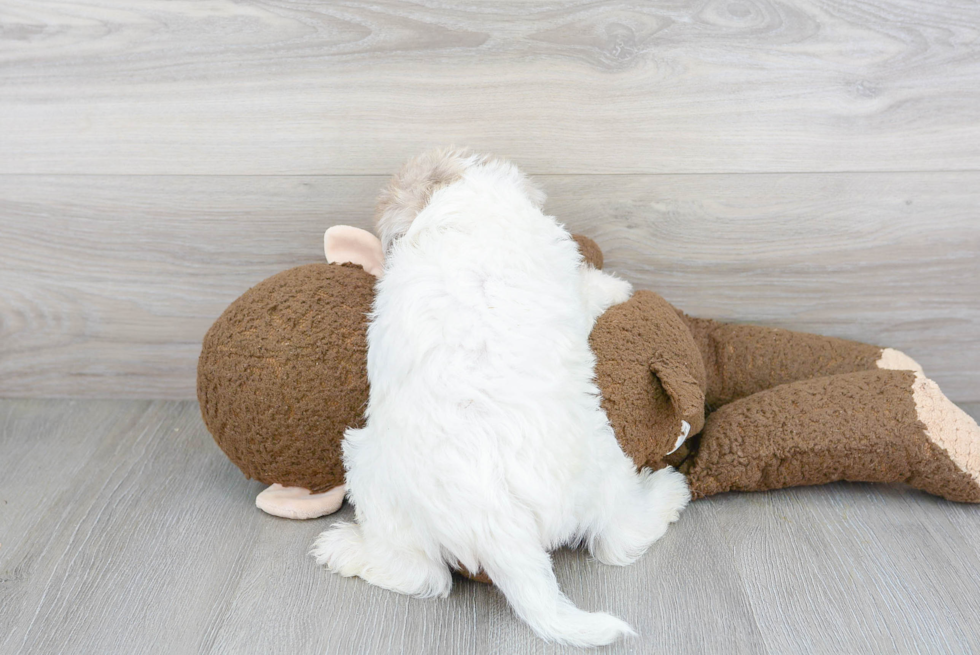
374, 146, 478, 251
374, 147, 547, 252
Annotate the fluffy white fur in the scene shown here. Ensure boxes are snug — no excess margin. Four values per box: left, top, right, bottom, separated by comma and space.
312, 152, 690, 647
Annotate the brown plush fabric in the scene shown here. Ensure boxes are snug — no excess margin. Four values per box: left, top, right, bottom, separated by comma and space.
590, 291, 706, 470
196, 234, 979, 511
572, 234, 604, 270
196, 235, 599, 493
678, 314, 884, 408
686, 369, 980, 503
197, 263, 375, 492
668, 313, 926, 487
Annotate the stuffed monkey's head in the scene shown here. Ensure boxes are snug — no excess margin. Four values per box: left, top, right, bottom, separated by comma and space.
198, 230, 614, 505
199, 148, 547, 506
197, 258, 376, 495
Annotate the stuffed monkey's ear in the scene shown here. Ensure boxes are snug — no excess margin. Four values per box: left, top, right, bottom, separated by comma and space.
571, 234, 604, 269
324, 225, 384, 277
649, 349, 706, 446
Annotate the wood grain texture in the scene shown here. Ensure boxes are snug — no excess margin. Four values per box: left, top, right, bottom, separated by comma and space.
1, 399, 979, 654
2, 173, 977, 401
546, 173, 980, 404
1, 0, 979, 175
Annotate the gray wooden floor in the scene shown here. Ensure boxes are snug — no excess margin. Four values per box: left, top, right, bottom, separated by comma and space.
2, 398, 980, 655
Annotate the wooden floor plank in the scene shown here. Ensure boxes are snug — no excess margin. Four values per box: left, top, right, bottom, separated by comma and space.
1, 0, 978, 175
2, 173, 977, 401
2, 400, 979, 654
0, 401, 262, 654
0, 400, 153, 648
711, 484, 980, 654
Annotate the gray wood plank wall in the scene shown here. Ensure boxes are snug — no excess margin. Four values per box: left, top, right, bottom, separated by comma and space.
1, 0, 978, 401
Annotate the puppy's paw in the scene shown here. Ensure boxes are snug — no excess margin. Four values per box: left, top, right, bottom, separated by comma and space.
599, 273, 633, 307
580, 266, 633, 320
310, 521, 365, 577
312, 521, 453, 598
645, 466, 691, 525
590, 466, 690, 567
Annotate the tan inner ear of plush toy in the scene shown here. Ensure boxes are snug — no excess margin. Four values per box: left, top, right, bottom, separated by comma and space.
912, 373, 980, 487
324, 225, 385, 277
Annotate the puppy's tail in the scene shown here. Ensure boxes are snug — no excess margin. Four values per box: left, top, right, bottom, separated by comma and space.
477, 527, 635, 647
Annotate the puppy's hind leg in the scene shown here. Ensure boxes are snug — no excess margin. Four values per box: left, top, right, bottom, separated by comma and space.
477, 514, 635, 647
311, 521, 452, 599
589, 466, 690, 567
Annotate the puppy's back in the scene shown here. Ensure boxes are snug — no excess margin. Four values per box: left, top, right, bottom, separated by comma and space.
338, 151, 637, 647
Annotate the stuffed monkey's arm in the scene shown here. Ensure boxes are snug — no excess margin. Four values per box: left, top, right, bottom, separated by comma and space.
679, 314, 922, 409
686, 369, 980, 503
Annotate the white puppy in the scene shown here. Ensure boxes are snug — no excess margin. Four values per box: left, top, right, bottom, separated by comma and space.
312, 149, 690, 647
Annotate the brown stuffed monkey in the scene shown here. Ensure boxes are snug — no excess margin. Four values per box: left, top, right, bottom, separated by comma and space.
198, 227, 980, 531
